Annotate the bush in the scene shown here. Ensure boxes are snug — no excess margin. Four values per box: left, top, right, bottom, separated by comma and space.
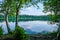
13, 26, 27, 40
0, 26, 3, 37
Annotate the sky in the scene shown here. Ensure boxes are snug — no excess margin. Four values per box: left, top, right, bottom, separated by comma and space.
0, 0, 2, 1
0, 0, 2, 4
20, 3, 51, 16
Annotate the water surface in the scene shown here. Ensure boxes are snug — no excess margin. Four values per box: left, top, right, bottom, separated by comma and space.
0, 21, 58, 34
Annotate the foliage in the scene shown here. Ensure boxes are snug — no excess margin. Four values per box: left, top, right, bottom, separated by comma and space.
13, 0, 40, 8
13, 26, 27, 40
48, 14, 56, 22
0, 26, 3, 37
43, 0, 60, 22
43, 0, 58, 13
0, 0, 16, 16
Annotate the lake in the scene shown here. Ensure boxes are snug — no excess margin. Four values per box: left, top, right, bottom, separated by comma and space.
0, 21, 58, 34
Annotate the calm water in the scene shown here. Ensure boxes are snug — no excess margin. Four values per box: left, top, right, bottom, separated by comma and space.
0, 21, 58, 34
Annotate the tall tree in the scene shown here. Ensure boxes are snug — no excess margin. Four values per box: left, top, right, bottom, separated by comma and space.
0, 0, 16, 34
43, 0, 60, 40
13, 0, 40, 27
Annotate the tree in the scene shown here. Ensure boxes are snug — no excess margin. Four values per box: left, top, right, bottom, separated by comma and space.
43, 0, 60, 40
11, 0, 41, 40
43, 0, 60, 22
0, 0, 16, 34
13, 0, 40, 28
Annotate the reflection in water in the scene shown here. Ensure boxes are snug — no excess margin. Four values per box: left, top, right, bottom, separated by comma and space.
0, 21, 58, 34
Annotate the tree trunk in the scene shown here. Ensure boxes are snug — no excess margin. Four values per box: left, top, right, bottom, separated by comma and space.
5, 13, 10, 34
15, 9, 19, 27
15, 3, 20, 28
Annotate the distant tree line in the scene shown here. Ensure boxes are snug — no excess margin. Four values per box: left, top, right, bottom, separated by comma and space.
0, 15, 51, 22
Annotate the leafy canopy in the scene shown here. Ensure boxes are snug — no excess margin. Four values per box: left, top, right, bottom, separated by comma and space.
43, 0, 60, 22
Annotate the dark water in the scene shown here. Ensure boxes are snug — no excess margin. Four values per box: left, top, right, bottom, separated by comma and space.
0, 21, 58, 34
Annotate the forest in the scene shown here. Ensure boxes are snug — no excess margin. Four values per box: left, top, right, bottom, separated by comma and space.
0, 15, 51, 22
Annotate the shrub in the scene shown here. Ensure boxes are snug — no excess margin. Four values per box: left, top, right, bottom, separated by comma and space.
13, 26, 27, 40
0, 26, 3, 37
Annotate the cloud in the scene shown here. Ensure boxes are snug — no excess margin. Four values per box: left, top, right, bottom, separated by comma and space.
20, 3, 50, 16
